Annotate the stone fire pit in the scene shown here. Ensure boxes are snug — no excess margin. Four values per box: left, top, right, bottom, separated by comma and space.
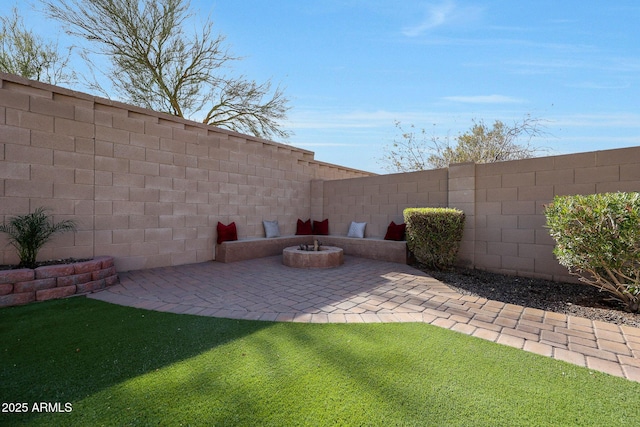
282, 246, 343, 269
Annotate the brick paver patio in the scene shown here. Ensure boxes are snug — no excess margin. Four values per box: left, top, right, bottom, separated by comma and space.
89, 255, 640, 382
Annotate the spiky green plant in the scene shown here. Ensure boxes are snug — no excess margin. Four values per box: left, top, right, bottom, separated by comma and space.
0, 207, 77, 268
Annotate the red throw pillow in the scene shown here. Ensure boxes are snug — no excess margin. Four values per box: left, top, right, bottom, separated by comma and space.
296, 218, 313, 235
384, 221, 406, 241
216, 221, 237, 244
313, 219, 329, 235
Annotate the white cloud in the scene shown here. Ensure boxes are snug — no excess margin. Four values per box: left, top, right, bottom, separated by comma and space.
402, 1, 484, 37
443, 95, 525, 104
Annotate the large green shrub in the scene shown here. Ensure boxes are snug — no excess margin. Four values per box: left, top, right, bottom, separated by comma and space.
404, 207, 465, 269
0, 207, 77, 268
544, 192, 640, 312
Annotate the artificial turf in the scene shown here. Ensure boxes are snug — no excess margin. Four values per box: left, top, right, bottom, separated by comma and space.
1, 297, 639, 426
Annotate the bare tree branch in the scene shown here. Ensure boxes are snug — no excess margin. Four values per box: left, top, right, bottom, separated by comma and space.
381, 115, 549, 172
0, 7, 76, 85
40, 0, 291, 140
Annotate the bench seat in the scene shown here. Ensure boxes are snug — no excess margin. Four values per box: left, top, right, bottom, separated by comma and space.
215, 235, 407, 264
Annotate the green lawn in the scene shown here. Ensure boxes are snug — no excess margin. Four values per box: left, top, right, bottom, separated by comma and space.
1, 297, 639, 426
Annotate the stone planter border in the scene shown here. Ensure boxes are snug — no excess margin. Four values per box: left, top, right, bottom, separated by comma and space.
0, 256, 118, 308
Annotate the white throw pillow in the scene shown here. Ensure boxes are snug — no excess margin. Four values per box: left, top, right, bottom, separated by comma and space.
263, 220, 280, 238
347, 221, 366, 238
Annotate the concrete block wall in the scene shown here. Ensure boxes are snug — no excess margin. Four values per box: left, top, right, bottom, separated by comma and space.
473, 147, 640, 281
2, 73, 639, 282
317, 169, 448, 237
316, 147, 640, 282
0, 73, 370, 271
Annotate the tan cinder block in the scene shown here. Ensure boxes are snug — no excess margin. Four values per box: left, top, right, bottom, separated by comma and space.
112, 201, 144, 215
0, 124, 30, 145
574, 165, 619, 184
55, 117, 94, 138
220, 159, 239, 174
174, 154, 198, 169
114, 143, 145, 161
186, 167, 208, 182
476, 174, 501, 189
145, 148, 173, 165
7, 110, 54, 132
94, 201, 113, 215
130, 215, 160, 228
95, 185, 129, 201
160, 138, 186, 154
6, 143, 52, 165
186, 191, 208, 204
144, 228, 173, 242
502, 229, 535, 244
620, 164, 640, 181
0, 196, 29, 215
502, 255, 534, 272
144, 121, 174, 139
54, 183, 94, 200
501, 200, 536, 215
487, 241, 517, 256
113, 229, 145, 244
30, 96, 74, 119
94, 215, 129, 230
74, 107, 94, 123
95, 156, 129, 173
94, 102, 129, 117
517, 185, 554, 201
5, 179, 52, 198
0, 85, 30, 110
113, 115, 144, 133
501, 172, 535, 188
174, 126, 204, 142
96, 125, 128, 143
131, 132, 160, 150
596, 146, 640, 166
159, 164, 185, 179
487, 187, 517, 202
187, 140, 209, 157
0, 162, 29, 180
554, 183, 596, 197
54, 151, 95, 169
129, 160, 159, 177
31, 129, 74, 151
159, 190, 186, 203
535, 169, 574, 186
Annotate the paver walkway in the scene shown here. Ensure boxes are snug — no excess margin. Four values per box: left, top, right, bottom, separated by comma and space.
89, 255, 640, 382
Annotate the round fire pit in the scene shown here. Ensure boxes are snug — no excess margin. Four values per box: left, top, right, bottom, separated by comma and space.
282, 246, 344, 269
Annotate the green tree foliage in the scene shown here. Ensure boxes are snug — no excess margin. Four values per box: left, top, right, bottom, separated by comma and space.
382, 115, 546, 172
40, 0, 291, 140
0, 7, 75, 85
404, 207, 465, 269
545, 192, 640, 312
0, 207, 77, 269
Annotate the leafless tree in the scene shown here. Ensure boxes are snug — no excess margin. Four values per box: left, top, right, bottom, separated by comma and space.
381, 115, 547, 172
41, 0, 291, 140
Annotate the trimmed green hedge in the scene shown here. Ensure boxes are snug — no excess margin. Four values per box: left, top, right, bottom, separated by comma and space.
404, 207, 465, 269
545, 192, 640, 312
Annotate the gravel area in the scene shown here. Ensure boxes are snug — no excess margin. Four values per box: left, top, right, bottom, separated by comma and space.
421, 266, 640, 328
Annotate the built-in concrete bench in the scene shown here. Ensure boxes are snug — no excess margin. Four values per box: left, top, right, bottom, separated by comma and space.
215, 235, 407, 264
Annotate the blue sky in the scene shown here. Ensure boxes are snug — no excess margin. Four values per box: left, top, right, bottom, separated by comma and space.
19, 1, 640, 173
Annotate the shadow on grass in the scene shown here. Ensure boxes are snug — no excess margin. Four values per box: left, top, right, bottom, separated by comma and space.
3, 296, 640, 426
0, 296, 271, 425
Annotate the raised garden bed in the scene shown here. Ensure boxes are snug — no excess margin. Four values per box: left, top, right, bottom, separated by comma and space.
0, 256, 118, 308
